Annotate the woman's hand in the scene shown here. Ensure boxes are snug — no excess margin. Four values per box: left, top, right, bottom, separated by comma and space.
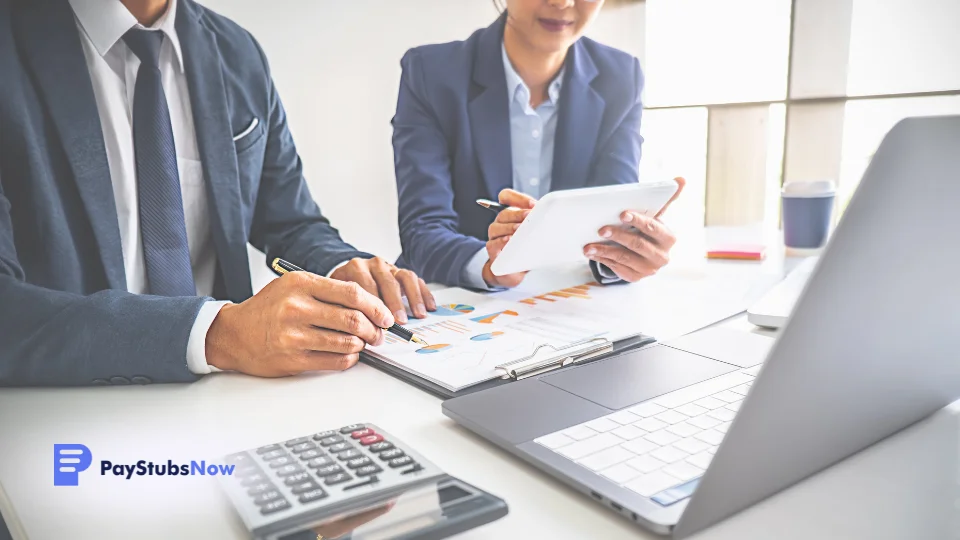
481, 189, 537, 288
584, 177, 686, 282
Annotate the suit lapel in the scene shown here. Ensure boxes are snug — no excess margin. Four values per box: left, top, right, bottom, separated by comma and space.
468, 14, 513, 199
177, 0, 252, 301
553, 41, 604, 191
16, 0, 127, 290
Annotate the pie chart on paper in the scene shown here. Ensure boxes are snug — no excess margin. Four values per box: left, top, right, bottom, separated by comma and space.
433, 304, 476, 316
416, 344, 452, 355
470, 331, 505, 342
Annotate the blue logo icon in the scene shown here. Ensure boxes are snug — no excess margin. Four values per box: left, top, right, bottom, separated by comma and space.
54, 444, 93, 486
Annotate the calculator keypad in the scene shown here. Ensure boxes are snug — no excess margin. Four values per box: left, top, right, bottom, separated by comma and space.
226, 424, 427, 518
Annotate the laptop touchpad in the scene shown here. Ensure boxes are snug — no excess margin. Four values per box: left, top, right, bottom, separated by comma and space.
541, 345, 737, 410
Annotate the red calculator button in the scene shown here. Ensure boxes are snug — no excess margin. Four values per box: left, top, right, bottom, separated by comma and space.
359, 434, 384, 446
351, 428, 374, 439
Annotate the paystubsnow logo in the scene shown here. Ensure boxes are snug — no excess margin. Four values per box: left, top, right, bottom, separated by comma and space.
54, 444, 235, 486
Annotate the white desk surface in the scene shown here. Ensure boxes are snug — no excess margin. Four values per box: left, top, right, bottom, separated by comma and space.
2, 235, 957, 540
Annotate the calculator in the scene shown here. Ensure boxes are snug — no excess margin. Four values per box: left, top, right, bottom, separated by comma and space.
219, 423, 508, 539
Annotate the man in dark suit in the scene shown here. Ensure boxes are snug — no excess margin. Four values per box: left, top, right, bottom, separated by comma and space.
0, 0, 436, 386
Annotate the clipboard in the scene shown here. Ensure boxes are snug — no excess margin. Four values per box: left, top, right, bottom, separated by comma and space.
361, 333, 657, 400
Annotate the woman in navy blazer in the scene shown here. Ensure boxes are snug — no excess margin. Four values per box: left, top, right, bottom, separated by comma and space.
393, 0, 684, 290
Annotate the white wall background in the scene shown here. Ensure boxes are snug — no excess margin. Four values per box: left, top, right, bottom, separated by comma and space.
197, 0, 645, 287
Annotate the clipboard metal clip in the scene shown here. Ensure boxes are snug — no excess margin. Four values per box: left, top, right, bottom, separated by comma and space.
495, 337, 614, 381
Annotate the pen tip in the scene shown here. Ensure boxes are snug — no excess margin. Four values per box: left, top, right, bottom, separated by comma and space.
412, 336, 429, 346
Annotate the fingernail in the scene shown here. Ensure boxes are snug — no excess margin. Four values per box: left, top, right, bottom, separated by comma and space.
416, 304, 426, 317
600, 228, 612, 238
620, 212, 631, 223
585, 247, 597, 256
394, 310, 408, 324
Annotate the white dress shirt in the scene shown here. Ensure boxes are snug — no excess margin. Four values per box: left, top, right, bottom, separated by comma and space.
461, 44, 564, 290
70, 0, 225, 374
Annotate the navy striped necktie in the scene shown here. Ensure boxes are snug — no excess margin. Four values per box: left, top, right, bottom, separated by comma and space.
123, 29, 196, 297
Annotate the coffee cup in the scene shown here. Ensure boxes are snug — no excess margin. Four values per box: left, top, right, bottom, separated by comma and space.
781, 180, 836, 253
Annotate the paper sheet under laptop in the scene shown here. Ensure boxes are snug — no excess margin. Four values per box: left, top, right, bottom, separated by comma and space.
364, 264, 768, 392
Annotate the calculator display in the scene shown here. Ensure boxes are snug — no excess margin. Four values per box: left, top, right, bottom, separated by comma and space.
272, 480, 480, 540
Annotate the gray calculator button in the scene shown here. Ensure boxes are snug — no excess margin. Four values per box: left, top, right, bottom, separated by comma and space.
312, 430, 337, 440
246, 482, 275, 496
290, 480, 321, 494
268, 456, 294, 468
240, 473, 268, 487
388, 456, 415, 468
327, 442, 351, 453
225, 452, 253, 465
256, 444, 282, 454
253, 490, 283, 505
260, 499, 291, 515
291, 442, 317, 453
378, 448, 405, 461
298, 488, 329, 503
368, 442, 394, 453
284, 437, 311, 447
343, 476, 379, 490
283, 472, 312, 485
315, 464, 344, 477
306, 456, 336, 469
319, 435, 344, 447
276, 464, 304, 477
324, 473, 352, 486
355, 464, 382, 477
346, 457, 372, 469
336, 449, 362, 461
260, 449, 286, 461
298, 449, 323, 461
339, 424, 364, 434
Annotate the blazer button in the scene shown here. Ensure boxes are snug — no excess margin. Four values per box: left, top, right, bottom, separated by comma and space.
109, 376, 131, 385
131, 376, 152, 385
91, 379, 110, 386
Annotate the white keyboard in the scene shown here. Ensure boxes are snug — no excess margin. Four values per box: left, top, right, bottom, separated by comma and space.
534, 364, 762, 504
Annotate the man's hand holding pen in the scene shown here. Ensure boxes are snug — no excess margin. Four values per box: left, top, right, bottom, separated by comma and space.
205, 271, 394, 377
205, 256, 433, 377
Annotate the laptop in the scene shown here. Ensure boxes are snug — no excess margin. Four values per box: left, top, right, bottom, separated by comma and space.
746, 256, 817, 329
442, 115, 960, 537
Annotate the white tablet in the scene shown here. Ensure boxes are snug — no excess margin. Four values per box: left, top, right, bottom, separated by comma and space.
490, 181, 680, 276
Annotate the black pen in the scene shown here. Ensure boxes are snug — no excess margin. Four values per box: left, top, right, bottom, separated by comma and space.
270, 258, 428, 346
476, 199, 509, 214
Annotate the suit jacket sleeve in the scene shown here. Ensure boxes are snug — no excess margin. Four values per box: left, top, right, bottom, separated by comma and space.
587, 57, 646, 285
392, 50, 487, 287
0, 176, 206, 386
246, 37, 372, 276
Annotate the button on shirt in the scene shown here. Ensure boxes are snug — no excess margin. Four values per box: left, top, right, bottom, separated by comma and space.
70, 0, 225, 374
462, 44, 565, 289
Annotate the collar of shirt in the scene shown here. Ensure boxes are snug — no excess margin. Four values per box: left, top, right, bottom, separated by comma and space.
68, 0, 185, 73
501, 42, 564, 111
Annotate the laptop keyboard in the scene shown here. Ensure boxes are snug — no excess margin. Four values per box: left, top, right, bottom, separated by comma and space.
534, 365, 762, 505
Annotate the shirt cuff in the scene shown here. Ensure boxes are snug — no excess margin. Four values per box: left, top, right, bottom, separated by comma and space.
462, 247, 497, 291
326, 259, 352, 278
186, 300, 233, 375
